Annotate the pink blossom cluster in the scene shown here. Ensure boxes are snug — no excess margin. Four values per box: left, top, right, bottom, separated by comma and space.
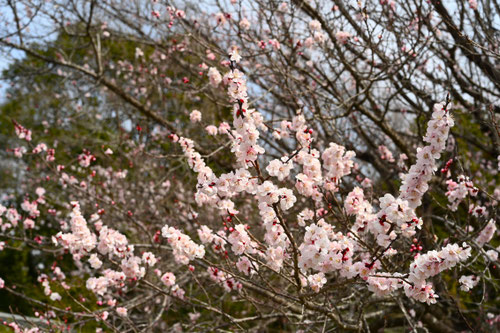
299, 220, 357, 279
378, 145, 395, 163
225, 61, 265, 166
405, 243, 471, 304
335, 31, 351, 44
366, 273, 404, 297
120, 255, 145, 279
97, 226, 133, 259
21, 199, 40, 217
159, 270, 186, 298
476, 219, 497, 247
175, 136, 243, 217
4, 322, 39, 333
170, 55, 467, 304
86, 269, 126, 296
236, 256, 259, 276
266, 158, 293, 181
53, 201, 148, 298
294, 150, 322, 199
308, 272, 327, 292
365, 243, 471, 304
322, 143, 356, 187
32, 142, 47, 154
13, 120, 32, 141
208, 267, 242, 292
246, 181, 293, 271
227, 224, 257, 255
446, 175, 478, 211
78, 151, 96, 168
190, 110, 202, 123
377, 194, 423, 244
344, 187, 376, 233
208, 67, 222, 87
54, 202, 97, 260
400, 102, 454, 209
161, 225, 205, 264
2, 207, 20, 229
367, 102, 454, 246
459, 275, 479, 291
239, 18, 250, 30
38, 274, 61, 301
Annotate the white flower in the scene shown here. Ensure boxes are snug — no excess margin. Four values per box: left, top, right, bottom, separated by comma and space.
161, 272, 176, 287
208, 67, 222, 87
116, 307, 128, 317
229, 48, 241, 63
142, 252, 157, 266
308, 272, 327, 292
266, 158, 292, 181
190, 110, 202, 123
89, 254, 103, 269
459, 275, 479, 291
50, 292, 62, 301
486, 250, 498, 262
239, 18, 251, 30
205, 125, 218, 135
309, 20, 321, 31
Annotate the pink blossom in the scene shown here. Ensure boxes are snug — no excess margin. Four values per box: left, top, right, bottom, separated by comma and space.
336, 31, 351, 44
309, 20, 321, 31
89, 254, 103, 269
378, 145, 395, 162
190, 110, 202, 123
308, 272, 327, 292
116, 307, 128, 317
239, 18, 250, 30
208, 67, 222, 87
266, 158, 293, 181
476, 219, 497, 247
459, 275, 479, 291
205, 125, 218, 136
161, 272, 176, 287
162, 225, 205, 264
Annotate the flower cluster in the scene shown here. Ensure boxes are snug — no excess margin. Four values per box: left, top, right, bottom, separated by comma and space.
459, 275, 479, 291
227, 224, 257, 255
378, 145, 395, 163
405, 243, 471, 304
476, 219, 497, 247
13, 120, 32, 141
299, 220, 356, 279
400, 102, 454, 209
377, 194, 423, 243
97, 226, 132, 259
208, 67, 222, 87
366, 273, 404, 297
86, 269, 126, 296
322, 143, 356, 187
208, 266, 242, 292
345, 187, 377, 232
446, 175, 478, 211
226, 55, 265, 166
78, 151, 96, 168
161, 225, 206, 264
54, 202, 97, 260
